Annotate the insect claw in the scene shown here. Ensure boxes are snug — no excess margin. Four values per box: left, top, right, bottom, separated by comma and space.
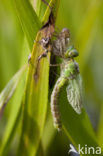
38, 52, 47, 62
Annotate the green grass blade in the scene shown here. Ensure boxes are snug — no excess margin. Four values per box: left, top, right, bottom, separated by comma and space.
36, 0, 60, 23
0, 67, 27, 156
42, 112, 56, 152
59, 85, 102, 156
17, 30, 50, 156
42, 0, 60, 24
0, 66, 26, 117
17, 0, 60, 155
14, 0, 42, 50
35, 0, 47, 20
0, 105, 22, 156
0, 37, 30, 155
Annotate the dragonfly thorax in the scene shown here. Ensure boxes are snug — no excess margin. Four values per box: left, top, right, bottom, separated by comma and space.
61, 60, 79, 79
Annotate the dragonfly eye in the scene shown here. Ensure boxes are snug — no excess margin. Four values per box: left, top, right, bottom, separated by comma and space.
65, 46, 79, 58
69, 49, 79, 58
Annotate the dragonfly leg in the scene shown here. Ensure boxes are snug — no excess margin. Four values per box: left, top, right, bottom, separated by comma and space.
38, 50, 48, 62
38, 49, 61, 67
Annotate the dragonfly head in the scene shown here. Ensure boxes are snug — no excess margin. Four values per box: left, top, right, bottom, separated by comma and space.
64, 46, 79, 59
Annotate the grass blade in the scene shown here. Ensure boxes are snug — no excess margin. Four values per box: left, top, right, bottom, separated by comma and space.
17, 29, 50, 156
59, 85, 102, 155
17, 0, 60, 155
0, 66, 26, 118
14, 0, 42, 50
0, 66, 27, 155
42, 0, 60, 24
35, 0, 47, 20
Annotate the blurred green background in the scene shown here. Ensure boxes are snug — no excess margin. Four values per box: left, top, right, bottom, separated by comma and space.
0, 0, 103, 155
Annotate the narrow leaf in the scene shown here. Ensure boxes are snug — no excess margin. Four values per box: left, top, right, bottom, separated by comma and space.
0, 66, 26, 118
17, 0, 60, 155
14, 0, 42, 50
18, 29, 50, 156
0, 69, 27, 156
59, 85, 102, 155
35, 0, 47, 20
42, 0, 60, 24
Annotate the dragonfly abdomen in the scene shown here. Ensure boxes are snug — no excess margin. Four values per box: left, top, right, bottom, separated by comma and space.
51, 78, 65, 131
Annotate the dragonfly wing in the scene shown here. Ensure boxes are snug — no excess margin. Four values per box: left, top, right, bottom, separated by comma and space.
66, 74, 83, 114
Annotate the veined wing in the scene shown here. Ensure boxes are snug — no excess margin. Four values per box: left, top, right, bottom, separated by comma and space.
66, 74, 83, 114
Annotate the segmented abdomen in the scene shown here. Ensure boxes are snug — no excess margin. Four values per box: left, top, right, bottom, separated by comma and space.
51, 77, 66, 131
51, 78, 62, 131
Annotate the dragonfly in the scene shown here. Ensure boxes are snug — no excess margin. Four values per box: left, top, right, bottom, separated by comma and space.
50, 28, 83, 131
37, 1, 83, 131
